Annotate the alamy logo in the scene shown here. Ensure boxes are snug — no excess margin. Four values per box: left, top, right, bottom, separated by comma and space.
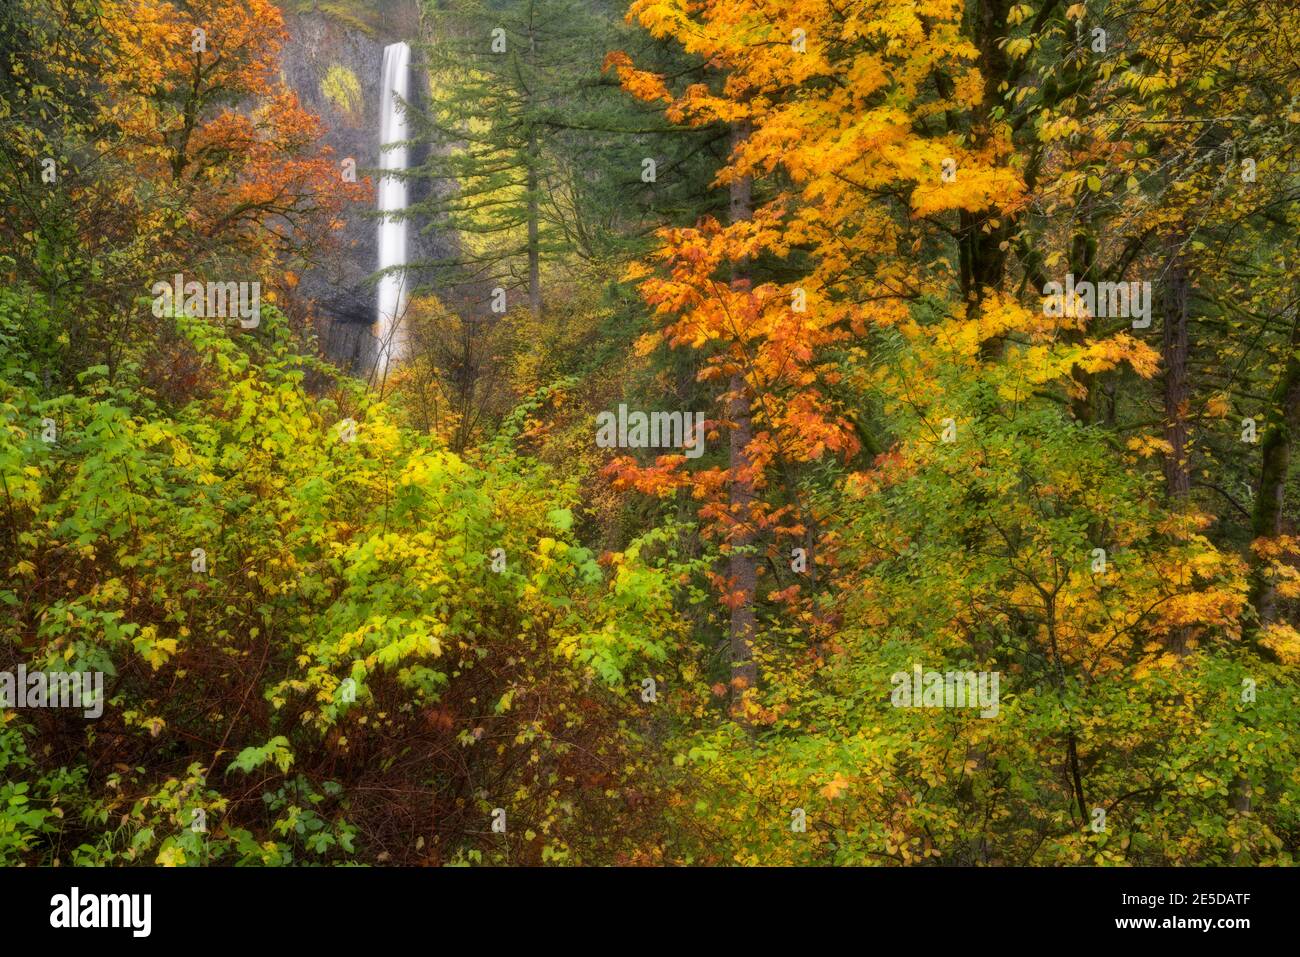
50, 887, 151, 937
1042, 273, 1151, 328
0, 665, 103, 718
596, 403, 705, 459
890, 664, 1000, 718
151, 273, 261, 328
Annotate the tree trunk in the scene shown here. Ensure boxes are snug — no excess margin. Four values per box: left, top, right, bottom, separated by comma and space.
963, 0, 1013, 363
1161, 251, 1192, 502
1249, 311, 1300, 628
1161, 246, 1192, 658
727, 120, 758, 711
527, 130, 541, 318
1066, 214, 1098, 424
1225, 306, 1298, 859
525, 25, 541, 318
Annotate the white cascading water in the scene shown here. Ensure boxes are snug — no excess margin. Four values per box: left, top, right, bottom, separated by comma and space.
375, 41, 411, 378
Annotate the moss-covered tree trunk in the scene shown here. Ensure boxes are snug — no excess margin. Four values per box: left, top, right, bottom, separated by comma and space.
1249, 311, 1300, 631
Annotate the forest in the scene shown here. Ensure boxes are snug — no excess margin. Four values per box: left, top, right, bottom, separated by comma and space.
0, 0, 1297, 868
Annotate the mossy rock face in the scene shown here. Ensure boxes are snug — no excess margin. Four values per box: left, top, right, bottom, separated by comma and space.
321, 64, 364, 120
282, 0, 413, 36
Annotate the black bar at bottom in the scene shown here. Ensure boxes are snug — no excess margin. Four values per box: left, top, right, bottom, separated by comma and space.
0, 865, 1284, 944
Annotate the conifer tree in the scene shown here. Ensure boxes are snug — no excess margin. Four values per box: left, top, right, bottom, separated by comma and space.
408, 0, 717, 315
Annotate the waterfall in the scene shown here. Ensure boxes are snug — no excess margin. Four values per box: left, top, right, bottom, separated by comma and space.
375, 41, 411, 378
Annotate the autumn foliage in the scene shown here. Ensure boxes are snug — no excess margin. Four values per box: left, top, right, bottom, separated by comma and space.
1, 0, 1298, 867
